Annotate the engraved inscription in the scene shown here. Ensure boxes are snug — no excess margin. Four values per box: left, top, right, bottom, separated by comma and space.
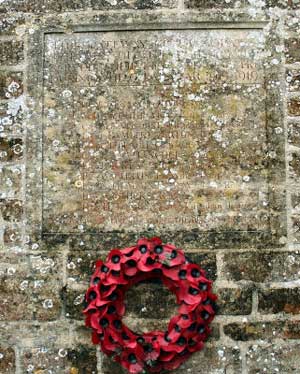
43, 30, 268, 233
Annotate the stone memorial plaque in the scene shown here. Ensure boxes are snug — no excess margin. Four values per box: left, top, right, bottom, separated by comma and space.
42, 29, 270, 235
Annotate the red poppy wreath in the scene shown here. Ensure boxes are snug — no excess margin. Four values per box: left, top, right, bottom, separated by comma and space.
83, 237, 217, 373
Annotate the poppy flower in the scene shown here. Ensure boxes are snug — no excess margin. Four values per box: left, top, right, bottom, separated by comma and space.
102, 331, 121, 353
120, 325, 139, 349
178, 301, 199, 314
160, 244, 186, 267
122, 257, 139, 277
137, 249, 162, 272
85, 286, 100, 301
137, 237, 163, 254
141, 333, 161, 361
121, 246, 137, 258
178, 283, 203, 305
162, 264, 188, 281
92, 261, 112, 283
116, 346, 145, 374
159, 350, 176, 362
99, 283, 117, 298
106, 249, 123, 271
176, 313, 194, 329
186, 264, 206, 284
89, 311, 112, 335
107, 294, 126, 316
102, 269, 128, 286
136, 237, 155, 253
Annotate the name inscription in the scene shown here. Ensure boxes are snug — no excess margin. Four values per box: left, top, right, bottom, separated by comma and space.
43, 30, 269, 233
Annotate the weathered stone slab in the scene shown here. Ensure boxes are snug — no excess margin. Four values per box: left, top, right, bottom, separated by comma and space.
222, 251, 300, 282
186, 0, 300, 8
0, 199, 23, 222
186, 0, 247, 8
0, 101, 24, 136
0, 165, 23, 199
286, 69, 300, 92
0, 71, 23, 100
22, 345, 97, 374
224, 320, 300, 341
285, 38, 300, 64
288, 97, 300, 116
0, 0, 176, 12
216, 286, 252, 315
247, 344, 300, 374
42, 29, 273, 240
288, 122, 300, 147
0, 345, 15, 373
0, 41, 23, 66
258, 288, 300, 314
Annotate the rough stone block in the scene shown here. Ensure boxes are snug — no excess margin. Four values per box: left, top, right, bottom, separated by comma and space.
286, 70, 300, 92
0, 254, 61, 321
122, 315, 180, 335
0, 255, 33, 321
0, 138, 23, 162
90, 0, 177, 9
291, 191, 300, 211
247, 344, 300, 373
285, 14, 300, 34
185, 0, 247, 8
0, 71, 22, 99
3, 225, 22, 245
125, 279, 177, 320
67, 250, 98, 284
222, 251, 300, 282
258, 288, 300, 314
0, 14, 25, 35
63, 286, 85, 320
0, 345, 15, 373
67, 345, 98, 374
74, 324, 97, 347
289, 152, 300, 179
0, 0, 176, 12
288, 122, 300, 147
288, 98, 300, 116
22, 345, 97, 374
224, 320, 300, 341
0, 101, 24, 135
0, 199, 23, 222
291, 216, 300, 242
0, 41, 23, 66
285, 38, 300, 64
29, 254, 62, 321
266, 0, 300, 8
0, 165, 22, 199
216, 287, 252, 315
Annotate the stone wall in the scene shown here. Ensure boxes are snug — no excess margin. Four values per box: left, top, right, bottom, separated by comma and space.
0, 1, 300, 373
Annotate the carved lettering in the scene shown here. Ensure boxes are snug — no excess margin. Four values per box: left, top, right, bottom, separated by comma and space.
43, 29, 269, 233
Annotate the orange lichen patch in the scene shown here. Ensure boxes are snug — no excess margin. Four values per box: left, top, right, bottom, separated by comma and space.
70, 367, 79, 374
284, 304, 300, 314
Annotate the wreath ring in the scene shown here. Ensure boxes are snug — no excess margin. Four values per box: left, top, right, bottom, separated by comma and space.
83, 237, 217, 373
